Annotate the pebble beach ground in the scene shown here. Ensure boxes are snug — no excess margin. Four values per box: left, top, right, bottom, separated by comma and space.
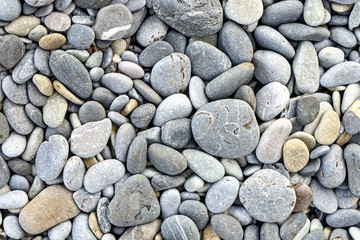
1, 0, 360, 239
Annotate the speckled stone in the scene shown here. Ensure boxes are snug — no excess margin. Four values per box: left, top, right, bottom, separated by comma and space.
3, 99, 34, 135
63, 156, 85, 191
280, 212, 308, 240
136, 15, 168, 47
326, 209, 360, 228
293, 183, 313, 212
0, 0, 22, 22
161, 215, 200, 240
0, 34, 25, 69
101, 73, 133, 94
225, 0, 263, 25
344, 144, 360, 196
283, 139, 309, 173
161, 118, 192, 149
4, 15, 40, 37
314, 110, 340, 145
278, 23, 330, 42
44, 12, 71, 32
320, 61, 360, 88
12, 49, 37, 84
310, 179, 338, 214
261, 0, 303, 27
211, 214, 243, 240
296, 95, 320, 125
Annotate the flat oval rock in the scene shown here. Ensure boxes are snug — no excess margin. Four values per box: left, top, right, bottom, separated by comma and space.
3, 99, 34, 135
63, 156, 85, 191
320, 61, 360, 87
192, 99, 260, 158
0, 34, 25, 69
326, 209, 360, 228
19, 185, 80, 235
74, 0, 112, 9
161, 215, 200, 240
239, 169, 296, 222
211, 214, 243, 240
49, 50, 92, 98
225, 0, 263, 25
70, 118, 112, 158
344, 143, 360, 197
310, 179, 338, 214
12, 49, 37, 84
261, 0, 303, 27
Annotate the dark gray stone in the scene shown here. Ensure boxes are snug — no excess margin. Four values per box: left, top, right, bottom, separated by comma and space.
280, 212, 307, 240
164, 29, 187, 54
0, 34, 25, 69
161, 215, 200, 240
7, 159, 32, 176
78, 101, 106, 124
344, 144, 360, 197
161, 118, 192, 149
97, 197, 111, 234
261, 0, 303, 27
278, 23, 330, 41
211, 214, 243, 240
34, 47, 51, 76
0, 112, 9, 144
126, 136, 147, 174
151, 174, 186, 191
326, 209, 360, 227
25, 103, 47, 128
178, 200, 208, 230
0, 156, 10, 189
133, 80, 163, 106
115, 123, 136, 162
74, 0, 112, 9
139, 41, 174, 68
296, 95, 320, 125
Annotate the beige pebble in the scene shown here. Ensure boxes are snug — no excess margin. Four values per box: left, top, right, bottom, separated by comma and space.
39, 33, 67, 50
121, 99, 138, 116
89, 212, 103, 239
304, 102, 333, 135
32, 74, 53, 96
293, 183, 313, 212
203, 223, 221, 240
4, 15, 40, 36
324, 226, 332, 240
336, 130, 352, 147
332, 91, 341, 117
332, 2, 353, 12
53, 80, 84, 105
83, 157, 98, 169
327, 86, 346, 91
283, 138, 309, 173
314, 110, 340, 145
111, 39, 127, 55
288, 131, 316, 151
154, 233, 163, 240
119, 219, 161, 240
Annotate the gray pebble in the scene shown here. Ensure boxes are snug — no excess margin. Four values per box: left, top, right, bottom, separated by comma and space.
97, 197, 111, 233
66, 49, 90, 62
161, 118, 191, 149
12, 49, 37, 84
164, 29, 187, 54
54, 0, 71, 10
133, 80, 162, 106
45, 119, 72, 140
123, 6, 147, 38
67, 24, 95, 50
118, 61, 144, 79
108, 111, 129, 126
139, 41, 174, 68
7, 159, 31, 176
63, 156, 85, 191
0, 156, 10, 189
121, 51, 139, 64
151, 174, 186, 191
73, 188, 101, 212
137, 127, 161, 144
192, 99, 259, 158
178, 200, 208, 230
72, 213, 97, 240
188, 76, 208, 110
205, 176, 239, 213
3, 215, 25, 239
280, 212, 308, 240
303, 229, 325, 240
1, 132, 26, 158
115, 123, 136, 162
130, 103, 156, 128
260, 222, 281, 240
310, 145, 331, 159
28, 176, 45, 199
344, 144, 360, 196
9, 175, 29, 192
329, 228, 351, 240
211, 214, 244, 240
326, 209, 360, 227
85, 51, 103, 68
34, 47, 51, 76
3, 99, 34, 135
44, 12, 71, 32
90, 67, 105, 82
48, 220, 71, 240
25, 104, 47, 128
318, 47, 345, 69
335, 188, 359, 208
79, 101, 106, 124
228, 206, 252, 226
0, 190, 28, 209
101, 73, 133, 94
310, 179, 338, 214
184, 175, 204, 192
320, 61, 360, 87
244, 225, 260, 240
299, 158, 321, 176
221, 158, 244, 181
342, 83, 360, 113
126, 136, 147, 174
43, 92, 68, 128
74, 0, 111, 9
261, 0, 303, 27
185, 40, 232, 81
160, 188, 180, 219
161, 215, 200, 240
296, 95, 320, 125
0, 34, 25, 69
330, 27, 357, 48
224, 0, 263, 25
136, 15, 168, 47
0, 112, 9, 144
21, 127, 44, 161
278, 23, 330, 41
0, 0, 22, 21
91, 87, 117, 108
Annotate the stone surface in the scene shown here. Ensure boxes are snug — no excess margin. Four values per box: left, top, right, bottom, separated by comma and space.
44, 12, 71, 32
119, 219, 161, 240
0, 0, 22, 21
225, 0, 263, 25
4, 15, 40, 36
63, 156, 85, 191
73, 188, 101, 213
136, 15, 168, 47
344, 144, 360, 196
115, 123, 136, 162
178, 200, 208, 230
310, 179, 338, 214
280, 212, 308, 240
0, 35, 25, 69
161, 215, 200, 240
0, 190, 28, 209
139, 41, 174, 67
43, 92, 68, 128
19, 185, 80, 235
67, 24, 95, 50
283, 139, 309, 173
320, 61, 360, 88
211, 214, 243, 240
314, 110, 340, 145
12, 49, 37, 84
296, 95, 320, 125
261, 0, 303, 27
293, 183, 313, 212
240, 169, 296, 222
326, 209, 360, 228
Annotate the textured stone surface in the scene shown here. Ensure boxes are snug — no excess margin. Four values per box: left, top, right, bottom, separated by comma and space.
320, 61, 360, 88
310, 179, 338, 214
225, 0, 263, 25
0, 35, 25, 69
161, 215, 200, 240
211, 214, 243, 240
344, 144, 360, 197
283, 139, 309, 173
314, 110, 340, 145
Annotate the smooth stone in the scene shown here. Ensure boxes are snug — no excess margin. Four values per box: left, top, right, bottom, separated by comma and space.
225, 0, 263, 25
151, 174, 186, 191
278, 23, 330, 41
34, 47, 51, 76
326, 209, 360, 227
43, 92, 68, 128
153, 93, 192, 126
293, 183, 313, 212
350, 227, 360, 240
101, 73, 133, 94
136, 15, 168, 47
96, 197, 111, 234
189, 76, 209, 110
118, 61, 144, 79
160, 188, 180, 219
283, 139, 309, 173
0, 157, 10, 188
0, 35, 25, 69
74, 0, 112, 9
21, 127, 44, 161
19, 185, 80, 235
182, 149, 225, 183
261, 0, 303, 27
185, 41, 232, 81
44, 12, 71, 32
151, 53, 191, 97
228, 206, 252, 226
78, 101, 106, 124
310, 145, 331, 159
205, 176, 239, 213
318, 47, 345, 69
161, 118, 191, 149
296, 95, 320, 125
32, 74, 53, 97
3, 99, 34, 135
328, 228, 351, 240
0, 113, 9, 144
73, 188, 101, 212
280, 212, 308, 240
314, 110, 340, 145
12, 49, 37, 84
35, 134, 68, 182
3, 215, 25, 239
320, 61, 360, 87
253, 50, 290, 85
139, 41, 174, 68
218, 20, 253, 65
66, 49, 90, 62
163, 29, 187, 54
133, 80, 163, 105
221, 158, 244, 181
72, 213, 97, 240
127, 136, 147, 174
344, 144, 360, 196
256, 118, 292, 164
4, 15, 40, 36
304, 102, 333, 135
260, 223, 281, 240
119, 219, 161, 240
206, 62, 254, 100
85, 51, 103, 68
293, 41, 320, 93
1, 132, 26, 158
28, 25, 48, 42
129, 103, 155, 129
304, 0, 325, 26
45, 119, 72, 140
178, 200, 208, 230
161, 215, 200, 240
211, 214, 243, 240
240, 169, 296, 222
122, 5, 147, 38
153, 0, 222, 37
330, 27, 357, 48
299, 158, 321, 176
107, 174, 160, 227
67, 24, 94, 50
310, 179, 338, 214
91, 87, 117, 108
48, 220, 72, 240
50, 50, 92, 98
343, 100, 360, 134
0, 0, 22, 21
336, 188, 359, 208
115, 123, 136, 162
0, 190, 28, 209
192, 99, 259, 158
254, 25, 295, 60
25, 0, 54, 7
304, 229, 325, 240
63, 156, 85, 191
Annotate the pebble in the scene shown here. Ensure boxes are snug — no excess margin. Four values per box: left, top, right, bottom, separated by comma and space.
283, 138, 309, 173
74, 0, 112, 9
161, 215, 200, 240
330, 27, 357, 48
192, 99, 259, 158
318, 47, 345, 69
19, 185, 80, 234
0, 35, 25, 69
344, 99, 360, 134
0, 113, 9, 145
153, 0, 222, 37
261, 0, 303, 27
293, 183, 313, 212
219, 20, 253, 65
139, 41, 174, 67
161, 118, 192, 149
118, 61, 144, 79
260, 223, 281, 240
136, 15, 168, 47
85, 51, 103, 68
182, 149, 225, 183
115, 123, 136, 162
63, 156, 85, 191
256, 118, 292, 164
126, 136, 147, 174
44, 12, 71, 32
296, 95, 320, 125
32, 74, 53, 97
72, 213, 97, 240
151, 174, 186, 191
12, 49, 37, 84
3, 215, 25, 239
326, 209, 360, 227
1, 132, 26, 158
178, 200, 208, 230
205, 176, 240, 213
67, 24, 95, 50
310, 179, 338, 214
336, 188, 359, 208
0, 0, 22, 22
9, 174, 29, 192
0, 157, 9, 189
253, 50, 290, 85
148, 143, 187, 175
78, 102, 106, 124
189, 76, 209, 110
101, 73, 133, 94
320, 61, 360, 87
160, 188, 180, 219
3, 99, 34, 135
4, 15, 40, 36
73, 188, 101, 212
34, 47, 51, 76
119, 219, 161, 240
184, 175, 204, 192
349, 227, 360, 240
314, 110, 340, 145
280, 212, 308, 240
240, 169, 296, 222
278, 23, 330, 41
107, 174, 160, 227
43, 92, 68, 128
225, 0, 263, 25
28, 25, 48, 42
293, 41, 320, 93
48, 220, 72, 240
35, 134, 68, 182
84, 160, 125, 193
0, 190, 28, 209
344, 144, 360, 196
304, 0, 325, 27
130, 103, 155, 129
185, 41, 232, 81
211, 214, 243, 240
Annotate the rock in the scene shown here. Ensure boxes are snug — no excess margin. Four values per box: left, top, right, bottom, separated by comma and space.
260, 223, 281, 240
3, 99, 34, 135
92, 4, 133, 40
35, 134, 69, 182
150, 53, 191, 97
326, 209, 360, 228
253, 50, 291, 85
303, 229, 325, 240
43, 92, 68, 128
280, 212, 308, 240
4, 15, 40, 36
314, 110, 340, 145
153, 0, 223, 37
50, 50, 92, 98
261, 0, 303, 27
12, 49, 37, 84
101, 73, 133, 94
0, 156, 10, 189
161, 215, 200, 240
107, 174, 160, 227
148, 143, 187, 175
0, 190, 28, 209
0, 35, 25, 69
19, 185, 80, 235
343, 100, 360, 134
192, 99, 259, 158
0, 0, 21, 21
318, 47, 345, 69
139, 41, 174, 68
330, 26, 357, 48
283, 139, 309, 173
2, 76, 28, 105
78, 101, 106, 124
84, 160, 125, 193
310, 179, 338, 214
293, 41, 320, 93
1, 132, 26, 158
133, 80, 163, 106
296, 95, 320, 125
32, 74, 53, 97
118, 61, 144, 79
205, 176, 240, 213
185, 41, 232, 81
130, 103, 156, 129
256, 118, 292, 164
218, 21, 253, 65
73, 188, 101, 212
320, 61, 360, 88
70, 119, 112, 158
63, 156, 85, 191
211, 214, 243, 240
39, 33, 66, 50
182, 149, 225, 183
205, 62, 254, 100
0, 113, 9, 144
240, 169, 296, 222
67, 24, 95, 50
160, 189, 180, 219
127, 136, 147, 174
115, 123, 136, 162
178, 200, 208, 230
344, 144, 360, 196
74, 0, 112, 9
279, 23, 330, 41
293, 183, 313, 212
189, 76, 209, 110
72, 213, 97, 240
48, 220, 72, 240
44, 12, 71, 32
303, 0, 325, 26
225, 0, 263, 25
161, 118, 192, 149
3, 215, 25, 239
336, 188, 359, 208
119, 219, 162, 240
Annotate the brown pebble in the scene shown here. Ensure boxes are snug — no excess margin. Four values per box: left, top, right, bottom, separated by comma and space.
283, 138, 309, 173
336, 131, 352, 147
203, 223, 221, 240
32, 74, 53, 96
53, 80, 84, 105
39, 33, 67, 50
89, 212, 103, 239
293, 183, 313, 212
83, 157, 98, 169
314, 110, 340, 145
121, 99, 138, 116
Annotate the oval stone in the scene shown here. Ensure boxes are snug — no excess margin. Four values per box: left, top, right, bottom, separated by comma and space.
225, 0, 263, 25
63, 156, 85, 191
261, 0, 303, 27
310, 179, 338, 214
192, 99, 259, 158
101, 73, 133, 94
0, 34, 25, 69
12, 49, 37, 84
43, 92, 68, 128
161, 215, 200, 240
320, 61, 360, 88
0, 0, 21, 21
326, 209, 360, 228
283, 139, 309, 173
211, 214, 244, 240
3, 99, 34, 135
344, 143, 360, 196
314, 110, 340, 145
